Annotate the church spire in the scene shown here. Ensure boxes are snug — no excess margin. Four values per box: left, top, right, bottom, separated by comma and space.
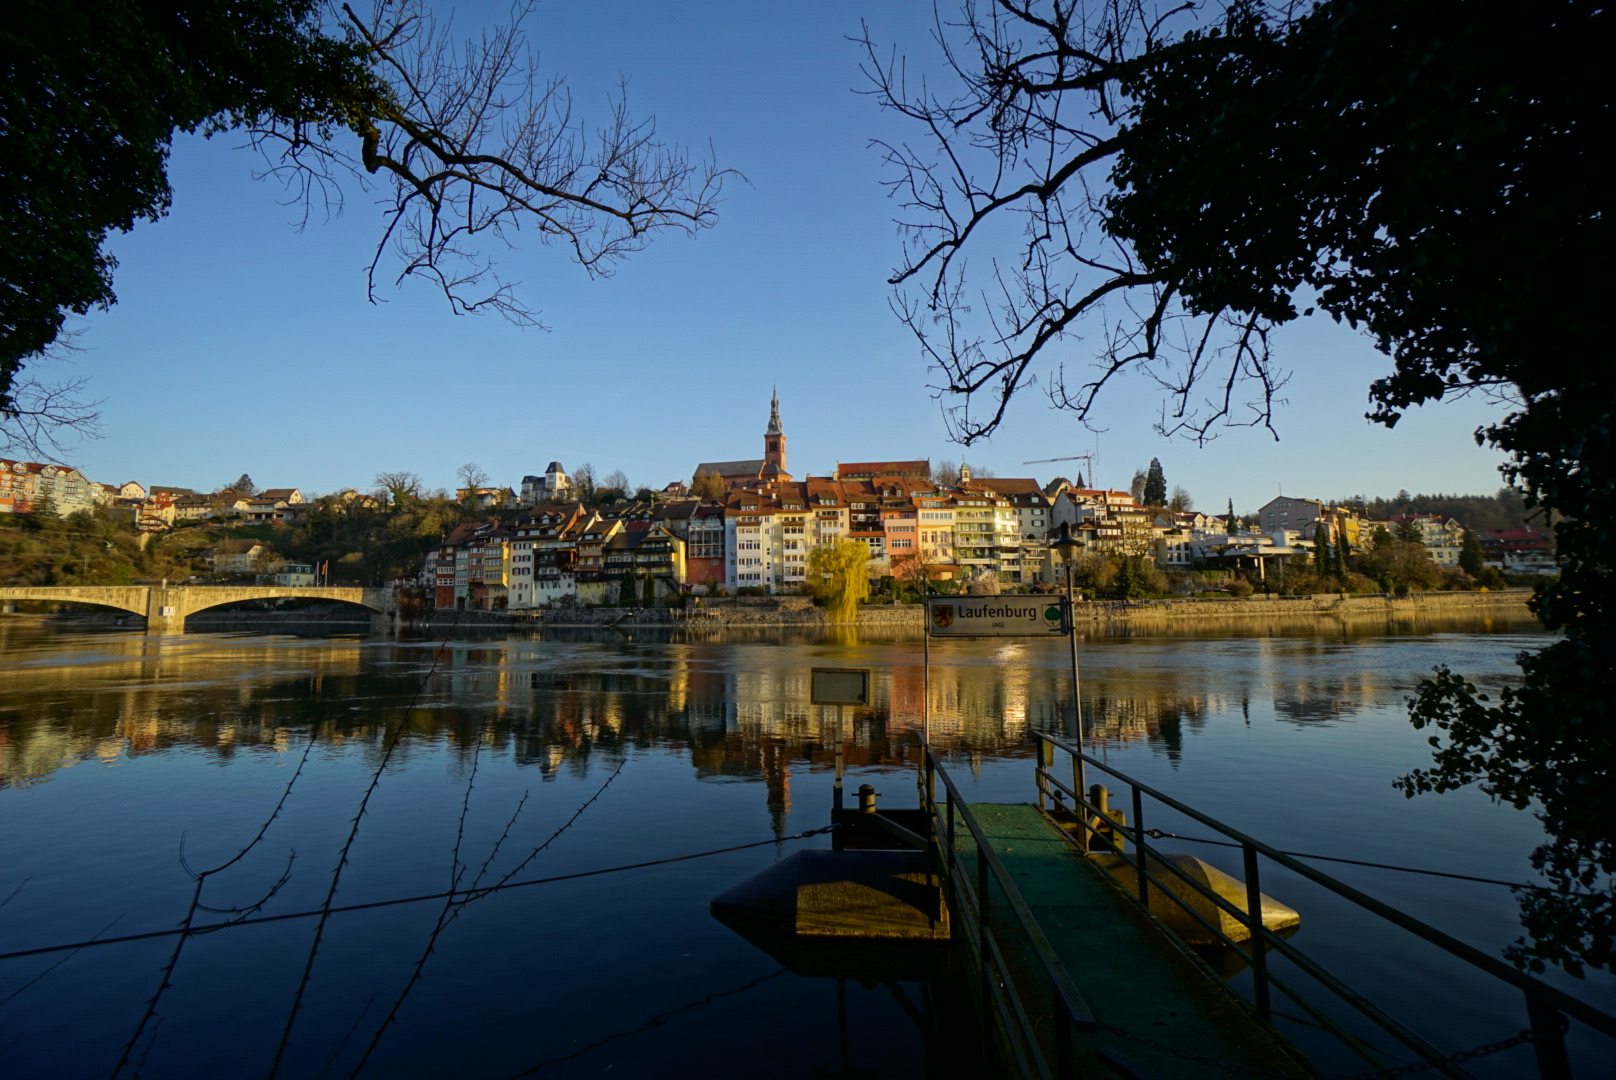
766, 386, 782, 435
763, 388, 787, 474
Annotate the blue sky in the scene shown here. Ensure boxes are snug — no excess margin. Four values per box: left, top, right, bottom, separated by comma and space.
54, 0, 1509, 512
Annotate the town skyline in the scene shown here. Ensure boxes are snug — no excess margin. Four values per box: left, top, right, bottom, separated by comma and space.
47, 384, 1511, 515
36, 1, 1509, 514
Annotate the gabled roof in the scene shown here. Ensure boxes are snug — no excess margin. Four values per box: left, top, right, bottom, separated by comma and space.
967, 477, 1045, 498
835, 460, 930, 479
693, 459, 765, 479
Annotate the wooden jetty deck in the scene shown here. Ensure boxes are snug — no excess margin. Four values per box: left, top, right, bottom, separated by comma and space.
960, 802, 1312, 1079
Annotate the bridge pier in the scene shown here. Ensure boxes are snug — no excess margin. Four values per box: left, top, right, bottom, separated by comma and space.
145, 586, 185, 634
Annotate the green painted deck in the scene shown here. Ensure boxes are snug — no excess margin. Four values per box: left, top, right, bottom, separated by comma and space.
963, 803, 1312, 1079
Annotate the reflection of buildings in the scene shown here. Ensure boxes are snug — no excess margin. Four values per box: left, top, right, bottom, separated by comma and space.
0, 627, 1401, 798
0, 633, 366, 787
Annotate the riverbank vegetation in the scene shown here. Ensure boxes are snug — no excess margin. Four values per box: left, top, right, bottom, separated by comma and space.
0, 505, 203, 587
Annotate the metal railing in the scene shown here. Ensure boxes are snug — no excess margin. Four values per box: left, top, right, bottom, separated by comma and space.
1034, 732, 1615, 1079
920, 745, 1096, 1080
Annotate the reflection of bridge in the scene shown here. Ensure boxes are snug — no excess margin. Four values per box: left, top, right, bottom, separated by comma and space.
0, 585, 396, 633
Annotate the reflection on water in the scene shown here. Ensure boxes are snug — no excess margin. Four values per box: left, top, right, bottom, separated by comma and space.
1, 614, 1538, 795
5, 612, 1607, 1080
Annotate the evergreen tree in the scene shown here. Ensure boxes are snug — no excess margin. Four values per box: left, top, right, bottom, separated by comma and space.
1335, 530, 1351, 578
1459, 529, 1486, 578
1313, 527, 1330, 572
1393, 519, 1425, 545
641, 572, 655, 606
1226, 499, 1238, 535
619, 571, 636, 605
1143, 458, 1167, 507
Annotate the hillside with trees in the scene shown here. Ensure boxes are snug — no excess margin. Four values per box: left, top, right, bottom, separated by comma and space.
1342, 489, 1534, 532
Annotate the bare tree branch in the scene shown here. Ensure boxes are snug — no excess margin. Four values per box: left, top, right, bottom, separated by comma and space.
863, 1, 1290, 446
247, 1, 733, 328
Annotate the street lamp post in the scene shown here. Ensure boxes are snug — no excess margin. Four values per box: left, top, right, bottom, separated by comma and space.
1049, 523, 1087, 824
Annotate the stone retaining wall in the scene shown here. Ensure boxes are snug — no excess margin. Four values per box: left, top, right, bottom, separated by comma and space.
459, 588, 1533, 629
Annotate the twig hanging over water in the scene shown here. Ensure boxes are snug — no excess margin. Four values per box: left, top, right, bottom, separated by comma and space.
269, 612, 464, 1078
347, 756, 627, 1077
110, 729, 319, 1080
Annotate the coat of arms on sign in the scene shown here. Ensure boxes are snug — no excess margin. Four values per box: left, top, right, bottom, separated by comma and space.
932, 605, 953, 629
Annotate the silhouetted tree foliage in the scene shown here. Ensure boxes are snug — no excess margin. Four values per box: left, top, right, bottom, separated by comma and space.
867, 0, 1610, 971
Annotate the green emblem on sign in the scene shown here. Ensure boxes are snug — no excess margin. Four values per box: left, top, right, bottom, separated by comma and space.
1044, 605, 1062, 624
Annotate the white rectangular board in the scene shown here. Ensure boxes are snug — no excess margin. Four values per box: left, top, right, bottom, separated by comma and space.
810, 667, 871, 705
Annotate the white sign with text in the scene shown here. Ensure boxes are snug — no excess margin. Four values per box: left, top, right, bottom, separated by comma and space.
925, 597, 1069, 637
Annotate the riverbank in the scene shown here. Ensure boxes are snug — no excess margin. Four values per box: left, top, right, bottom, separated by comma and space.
5, 587, 1533, 632
434, 587, 1535, 629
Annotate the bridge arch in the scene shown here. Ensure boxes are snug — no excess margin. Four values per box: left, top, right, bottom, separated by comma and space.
1, 585, 395, 632
0, 586, 149, 617
173, 587, 389, 619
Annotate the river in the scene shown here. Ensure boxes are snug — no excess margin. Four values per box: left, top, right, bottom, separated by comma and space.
0, 613, 1610, 1078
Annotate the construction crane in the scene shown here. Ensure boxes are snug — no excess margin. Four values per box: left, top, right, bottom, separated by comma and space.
1023, 452, 1095, 489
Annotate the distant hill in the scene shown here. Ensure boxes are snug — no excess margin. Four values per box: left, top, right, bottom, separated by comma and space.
1336, 488, 1541, 532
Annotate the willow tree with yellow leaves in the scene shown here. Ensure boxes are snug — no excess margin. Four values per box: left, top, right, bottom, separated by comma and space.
807, 539, 870, 623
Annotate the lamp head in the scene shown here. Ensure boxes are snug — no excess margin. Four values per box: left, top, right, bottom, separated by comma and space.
1050, 521, 1082, 562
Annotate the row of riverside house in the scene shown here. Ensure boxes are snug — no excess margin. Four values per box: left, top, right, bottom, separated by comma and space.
422, 394, 1557, 611
428, 394, 1159, 609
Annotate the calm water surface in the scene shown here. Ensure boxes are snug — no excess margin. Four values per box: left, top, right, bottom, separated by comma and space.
1, 614, 1611, 1078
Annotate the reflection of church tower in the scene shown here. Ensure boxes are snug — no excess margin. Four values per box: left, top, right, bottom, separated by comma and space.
761, 738, 791, 841
763, 389, 787, 474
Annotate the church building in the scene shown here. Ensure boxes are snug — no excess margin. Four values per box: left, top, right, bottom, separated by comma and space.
692, 391, 794, 489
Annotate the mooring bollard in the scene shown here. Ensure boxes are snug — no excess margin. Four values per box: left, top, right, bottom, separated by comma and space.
857, 783, 879, 814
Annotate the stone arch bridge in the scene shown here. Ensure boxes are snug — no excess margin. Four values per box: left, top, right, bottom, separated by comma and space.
0, 585, 397, 633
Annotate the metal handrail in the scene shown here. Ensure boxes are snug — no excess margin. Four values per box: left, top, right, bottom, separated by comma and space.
1036, 732, 1615, 1078
920, 745, 1095, 1080
1035, 755, 1468, 1077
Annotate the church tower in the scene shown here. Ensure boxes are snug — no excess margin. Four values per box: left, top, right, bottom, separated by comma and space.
763, 388, 787, 474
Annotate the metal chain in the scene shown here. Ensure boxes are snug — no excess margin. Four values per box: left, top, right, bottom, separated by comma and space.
1098, 1020, 1539, 1080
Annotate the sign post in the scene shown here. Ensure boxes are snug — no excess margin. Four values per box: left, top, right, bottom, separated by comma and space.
925, 593, 1083, 826
812, 668, 870, 813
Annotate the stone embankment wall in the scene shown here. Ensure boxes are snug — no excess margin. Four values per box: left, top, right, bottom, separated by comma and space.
467, 588, 1533, 629
1071, 588, 1534, 624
